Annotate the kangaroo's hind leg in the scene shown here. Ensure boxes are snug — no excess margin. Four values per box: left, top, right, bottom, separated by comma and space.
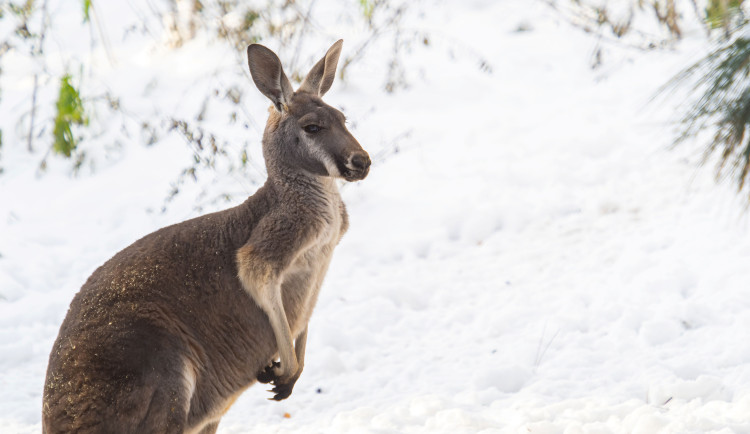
109, 355, 196, 434
198, 422, 220, 434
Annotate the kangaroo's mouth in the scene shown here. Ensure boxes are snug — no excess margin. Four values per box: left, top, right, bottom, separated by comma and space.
342, 167, 369, 182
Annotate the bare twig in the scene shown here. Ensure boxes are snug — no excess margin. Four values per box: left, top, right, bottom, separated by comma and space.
27, 0, 49, 153
534, 322, 560, 368
38, 0, 49, 52
28, 74, 38, 152
90, 0, 116, 65
688, 0, 711, 37
540, 0, 679, 51
288, 0, 319, 78
339, 4, 407, 80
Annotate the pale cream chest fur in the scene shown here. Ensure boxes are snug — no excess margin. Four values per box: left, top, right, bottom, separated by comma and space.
283, 183, 346, 337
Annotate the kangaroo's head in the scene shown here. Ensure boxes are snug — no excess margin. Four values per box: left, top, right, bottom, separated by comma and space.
247, 40, 370, 182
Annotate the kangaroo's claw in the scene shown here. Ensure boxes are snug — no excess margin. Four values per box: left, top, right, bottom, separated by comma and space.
268, 381, 294, 401
256, 361, 281, 384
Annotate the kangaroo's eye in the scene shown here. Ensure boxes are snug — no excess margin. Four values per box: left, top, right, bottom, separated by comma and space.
303, 125, 322, 134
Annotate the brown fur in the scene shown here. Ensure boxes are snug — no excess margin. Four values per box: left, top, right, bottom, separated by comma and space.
42, 39, 370, 434
266, 106, 281, 132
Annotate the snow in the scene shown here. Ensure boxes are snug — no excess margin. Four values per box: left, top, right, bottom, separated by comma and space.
2, 0, 750, 432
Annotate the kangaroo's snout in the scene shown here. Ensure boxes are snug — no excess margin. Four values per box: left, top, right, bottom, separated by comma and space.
343, 151, 371, 181
350, 153, 371, 171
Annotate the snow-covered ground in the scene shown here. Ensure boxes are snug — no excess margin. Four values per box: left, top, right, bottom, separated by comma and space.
2, 0, 750, 432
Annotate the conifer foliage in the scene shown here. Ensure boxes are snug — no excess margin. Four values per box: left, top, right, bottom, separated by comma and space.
661, 1, 750, 197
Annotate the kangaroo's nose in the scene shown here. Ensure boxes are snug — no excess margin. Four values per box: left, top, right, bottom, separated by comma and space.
351, 153, 371, 170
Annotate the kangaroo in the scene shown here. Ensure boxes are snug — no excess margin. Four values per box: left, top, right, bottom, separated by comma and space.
42, 39, 370, 434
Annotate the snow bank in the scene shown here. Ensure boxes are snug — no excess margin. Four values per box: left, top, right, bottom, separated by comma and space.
1, 0, 749, 432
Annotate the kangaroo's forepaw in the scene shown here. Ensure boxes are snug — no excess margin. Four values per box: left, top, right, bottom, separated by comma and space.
257, 361, 280, 384
257, 360, 299, 400
268, 379, 296, 401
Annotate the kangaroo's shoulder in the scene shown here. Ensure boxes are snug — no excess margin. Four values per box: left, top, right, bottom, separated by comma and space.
76, 187, 273, 300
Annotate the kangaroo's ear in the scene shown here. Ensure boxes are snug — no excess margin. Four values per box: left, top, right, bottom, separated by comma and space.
247, 44, 294, 112
298, 39, 343, 97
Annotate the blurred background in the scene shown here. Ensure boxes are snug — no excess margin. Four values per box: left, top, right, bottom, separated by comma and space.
2, 0, 750, 432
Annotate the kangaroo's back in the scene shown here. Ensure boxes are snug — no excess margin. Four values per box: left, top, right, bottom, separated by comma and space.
42, 39, 370, 434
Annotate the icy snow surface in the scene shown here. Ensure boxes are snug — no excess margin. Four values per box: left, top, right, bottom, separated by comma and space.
2, 0, 750, 433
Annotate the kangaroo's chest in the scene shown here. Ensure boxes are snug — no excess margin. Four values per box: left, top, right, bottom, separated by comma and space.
282, 199, 345, 334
